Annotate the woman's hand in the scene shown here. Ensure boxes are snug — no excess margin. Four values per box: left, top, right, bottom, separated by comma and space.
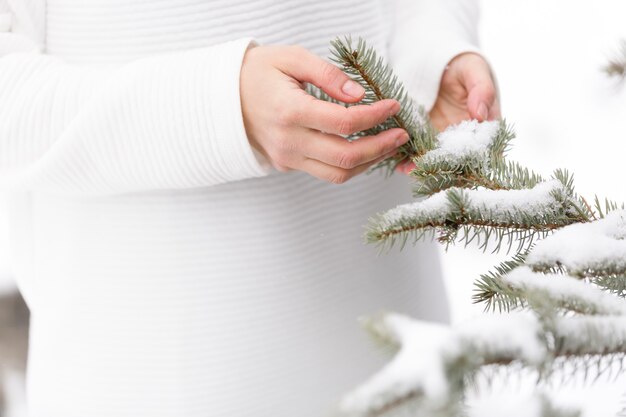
429, 52, 501, 131
240, 45, 408, 184
397, 53, 500, 175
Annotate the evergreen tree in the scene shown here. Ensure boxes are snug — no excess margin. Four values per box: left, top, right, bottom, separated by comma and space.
323, 37, 626, 417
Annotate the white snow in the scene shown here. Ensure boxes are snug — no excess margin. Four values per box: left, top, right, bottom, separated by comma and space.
339, 313, 547, 416
554, 315, 626, 355
503, 267, 626, 316
339, 314, 453, 415
380, 190, 450, 226
464, 179, 564, 222
380, 179, 565, 228
454, 312, 547, 365
526, 210, 626, 273
340, 311, 626, 416
421, 120, 501, 166
469, 391, 582, 417
469, 393, 544, 417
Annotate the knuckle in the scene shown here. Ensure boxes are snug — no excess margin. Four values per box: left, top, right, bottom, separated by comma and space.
336, 150, 359, 169
328, 171, 351, 185
276, 106, 300, 126
319, 61, 342, 86
277, 138, 297, 156
336, 115, 355, 135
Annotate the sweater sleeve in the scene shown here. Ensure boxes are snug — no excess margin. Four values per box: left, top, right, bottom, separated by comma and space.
389, 0, 481, 111
0, 6, 268, 195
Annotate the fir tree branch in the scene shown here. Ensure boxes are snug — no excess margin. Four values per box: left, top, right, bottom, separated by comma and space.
473, 251, 532, 312
340, 313, 626, 417
474, 267, 626, 316
322, 36, 626, 416
367, 179, 585, 252
525, 210, 626, 276
410, 121, 523, 196
329, 37, 437, 171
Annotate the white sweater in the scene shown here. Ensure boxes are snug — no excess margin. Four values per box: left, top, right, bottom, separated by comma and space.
0, 1, 479, 416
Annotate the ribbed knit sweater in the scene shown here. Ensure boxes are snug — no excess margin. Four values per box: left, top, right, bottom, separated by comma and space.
0, 1, 479, 416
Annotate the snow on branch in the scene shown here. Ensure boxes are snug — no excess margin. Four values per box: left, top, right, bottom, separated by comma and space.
339, 313, 547, 417
325, 36, 626, 417
527, 210, 626, 277
417, 120, 502, 169
339, 312, 626, 417
364, 118, 599, 252
367, 179, 572, 250
329, 36, 437, 172
469, 393, 580, 417
553, 315, 626, 356
410, 120, 541, 196
477, 266, 626, 316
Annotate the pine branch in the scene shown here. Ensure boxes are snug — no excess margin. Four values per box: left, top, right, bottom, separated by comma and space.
410, 121, 524, 196
473, 251, 532, 312
474, 267, 626, 316
525, 210, 626, 276
329, 37, 437, 171
591, 274, 626, 297
339, 313, 625, 417
594, 195, 624, 218
474, 210, 626, 315
366, 178, 584, 252
322, 36, 626, 417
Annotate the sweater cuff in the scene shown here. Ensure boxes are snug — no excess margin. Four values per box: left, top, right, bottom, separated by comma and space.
200, 38, 271, 182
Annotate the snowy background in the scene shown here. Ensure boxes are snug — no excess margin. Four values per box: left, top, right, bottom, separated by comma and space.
3, 0, 626, 416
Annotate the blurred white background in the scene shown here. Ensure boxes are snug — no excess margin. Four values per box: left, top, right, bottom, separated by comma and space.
3, 0, 626, 416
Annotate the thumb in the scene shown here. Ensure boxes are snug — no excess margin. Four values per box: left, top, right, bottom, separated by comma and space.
279, 46, 366, 103
461, 58, 498, 121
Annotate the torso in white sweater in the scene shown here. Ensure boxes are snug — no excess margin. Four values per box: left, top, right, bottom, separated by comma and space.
0, 1, 479, 416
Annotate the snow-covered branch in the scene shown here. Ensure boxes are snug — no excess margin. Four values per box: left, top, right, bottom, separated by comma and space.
325, 36, 626, 417
339, 313, 626, 417
527, 210, 626, 278
367, 179, 574, 250
478, 267, 626, 316
365, 120, 594, 251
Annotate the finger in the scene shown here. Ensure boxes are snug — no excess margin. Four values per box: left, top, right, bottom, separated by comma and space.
301, 149, 399, 185
488, 98, 502, 120
288, 95, 400, 135
460, 56, 498, 121
276, 46, 366, 103
396, 160, 416, 176
300, 128, 408, 169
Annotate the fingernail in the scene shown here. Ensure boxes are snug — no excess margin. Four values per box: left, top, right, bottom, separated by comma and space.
477, 102, 489, 121
342, 80, 365, 98
395, 133, 409, 147
389, 101, 401, 116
